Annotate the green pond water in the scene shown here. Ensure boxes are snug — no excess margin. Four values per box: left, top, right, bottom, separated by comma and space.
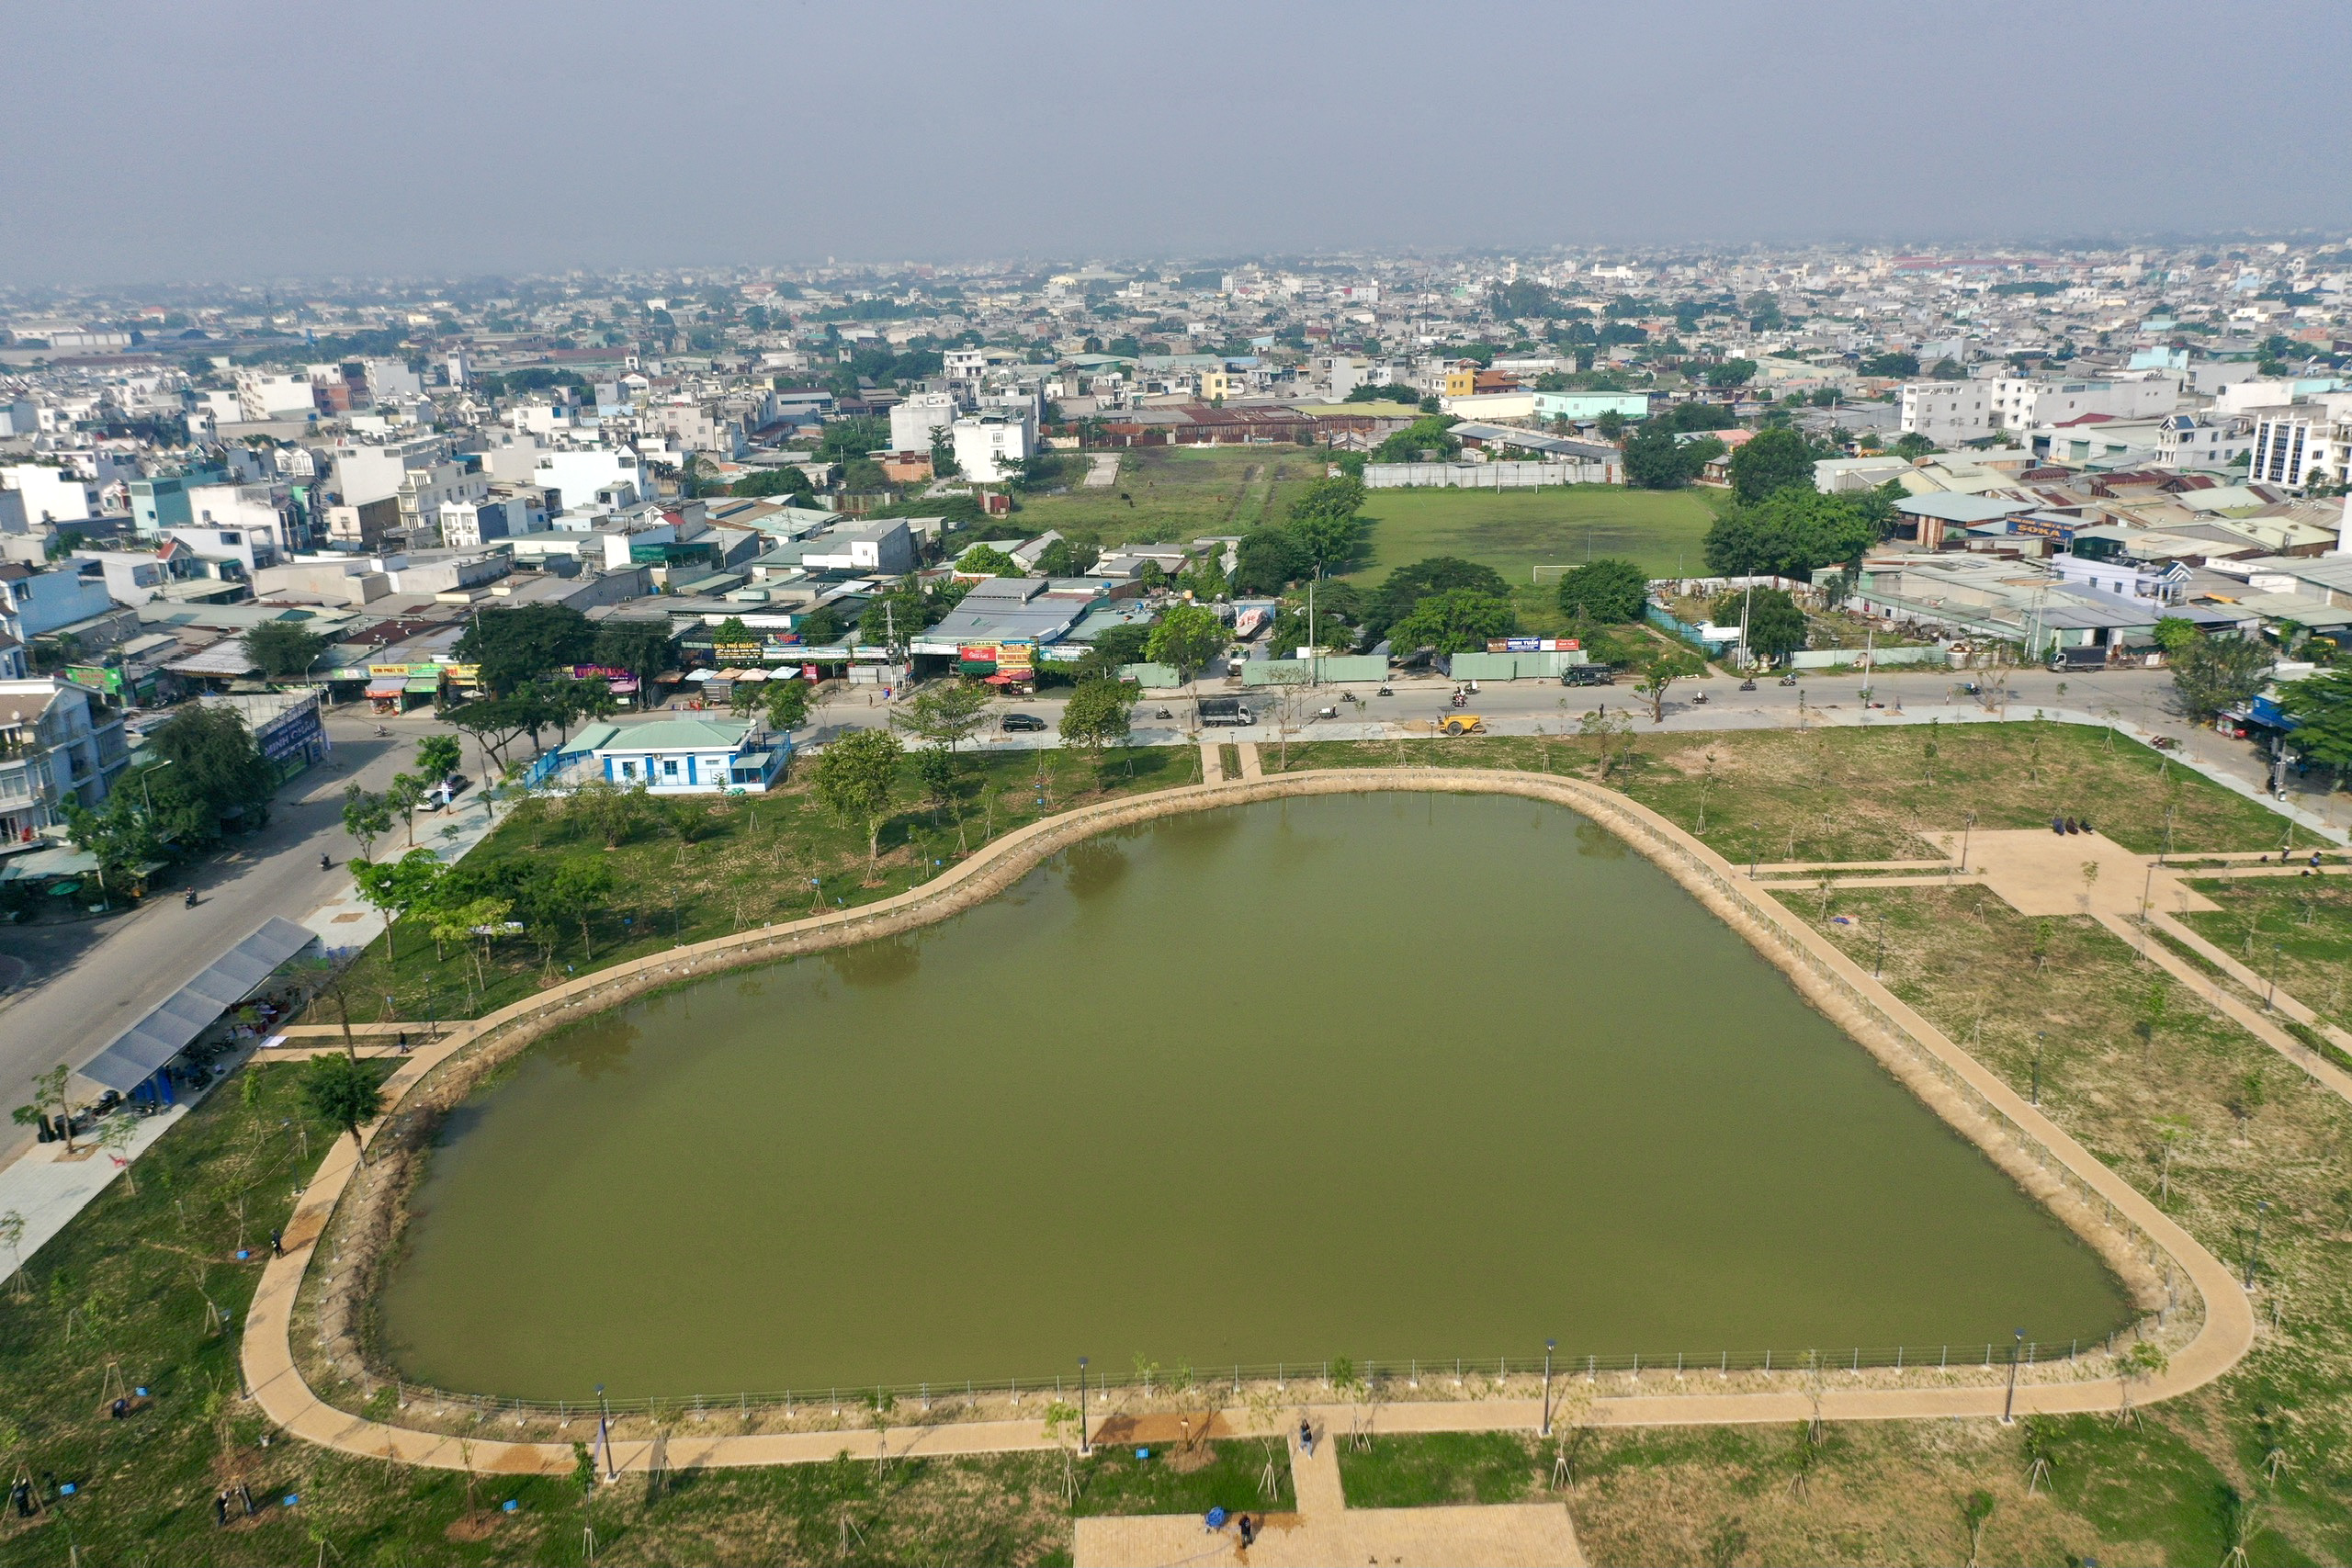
379, 793, 2129, 1401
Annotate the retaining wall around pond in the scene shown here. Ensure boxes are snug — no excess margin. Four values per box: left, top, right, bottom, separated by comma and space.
243, 769, 2254, 1476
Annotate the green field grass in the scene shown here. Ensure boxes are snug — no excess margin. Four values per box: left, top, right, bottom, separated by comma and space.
1343, 485, 1726, 634
1348, 485, 1726, 587
1013, 447, 1325, 551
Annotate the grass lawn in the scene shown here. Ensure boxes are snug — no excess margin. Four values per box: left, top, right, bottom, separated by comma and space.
1337, 1431, 1540, 1507
1011, 446, 1324, 552
1344, 485, 1725, 633
2178, 875, 2352, 1033
335, 743, 1198, 1024
1071, 1439, 1292, 1518
1265, 721, 2324, 863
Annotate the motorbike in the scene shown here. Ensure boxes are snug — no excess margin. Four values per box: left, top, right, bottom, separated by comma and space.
1690, 691, 1710, 705
1738, 679, 1758, 692
184, 888, 198, 908
319, 852, 332, 871
1961, 682, 1983, 696
1315, 705, 1340, 720
1377, 684, 1393, 697
1449, 693, 1468, 708
1154, 706, 1173, 719
1778, 675, 1798, 686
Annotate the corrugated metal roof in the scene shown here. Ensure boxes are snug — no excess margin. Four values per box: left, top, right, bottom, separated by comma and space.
81, 918, 317, 1091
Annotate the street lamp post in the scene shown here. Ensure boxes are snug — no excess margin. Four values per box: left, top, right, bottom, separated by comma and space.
2245, 1201, 2269, 1289
596, 1383, 615, 1482
2002, 1327, 2025, 1423
1541, 1338, 1556, 1438
2032, 1032, 2044, 1107
1078, 1357, 1090, 1457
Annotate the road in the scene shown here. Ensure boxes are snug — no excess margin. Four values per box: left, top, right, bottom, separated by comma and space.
6, 663, 2337, 1161
0, 710, 440, 1159
808, 663, 2348, 835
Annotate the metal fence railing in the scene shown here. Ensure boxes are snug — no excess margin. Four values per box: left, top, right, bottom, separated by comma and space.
375, 1331, 2157, 1425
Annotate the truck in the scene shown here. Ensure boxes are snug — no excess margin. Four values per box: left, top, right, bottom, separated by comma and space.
2047, 645, 2109, 672
1196, 696, 1252, 727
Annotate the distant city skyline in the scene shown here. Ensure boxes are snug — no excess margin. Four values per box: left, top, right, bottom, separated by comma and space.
7, 0, 2350, 285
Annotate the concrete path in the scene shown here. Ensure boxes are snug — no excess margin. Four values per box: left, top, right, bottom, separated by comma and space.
1234, 741, 1263, 781
2144, 907, 2352, 1054
1074, 1416, 1585, 1568
1199, 741, 1225, 785
236, 769, 2253, 1483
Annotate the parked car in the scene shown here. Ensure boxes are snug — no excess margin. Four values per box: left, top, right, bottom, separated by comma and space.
1560, 665, 1614, 687
1000, 713, 1047, 732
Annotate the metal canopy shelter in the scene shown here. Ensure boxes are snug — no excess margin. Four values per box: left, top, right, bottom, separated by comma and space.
78, 918, 317, 1092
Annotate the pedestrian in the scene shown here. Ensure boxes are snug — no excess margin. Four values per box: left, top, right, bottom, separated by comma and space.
214, 1489, 230, 1527
110, 1396, 127, 1420
11, 1480, 32, 1517
269, 1229, 284, 1258
1298, 1416, 1314, 1456
1238, 1513, 1255, 1548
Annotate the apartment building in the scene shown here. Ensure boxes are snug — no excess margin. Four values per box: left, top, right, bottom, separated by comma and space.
951, 409, 1035, 483
0, 676, 130, 839
889, 389, 960, 454
2248, 413, 2339, 488
1897, 380, 1991, 446
1986, 376, 2177, 431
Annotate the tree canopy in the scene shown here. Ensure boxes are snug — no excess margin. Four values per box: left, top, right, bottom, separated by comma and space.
2169, 636, 2274, 722
454, 604, 597, 695
2278, 669, 2352, 776
1622, 423, 1702, 490
1146, 604, 1225, 684
1553, 558, 1648, 624
811, 728, 902, 875
146, 704, 276, 838
1714, 586, 1808, 661
956, 543, 1021, 577
1366, 556, 1510, 642
1231, 526, 1309, 594
1702, 490, 1879, 580
1726, 426, 1817, 503
241, 621, 330, 682
1372, 414, 1461, 465
1387, 587, 1517, 656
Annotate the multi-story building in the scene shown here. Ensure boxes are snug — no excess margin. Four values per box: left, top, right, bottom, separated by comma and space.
1897, 380, 1991, 446
888, 389, 960, 454
234, 369, 318, 423
2154, 414, 2255, 472
951, 409, 1035, 483
0, 676, 130, 840
2248, 412, 2339, 489
1, 463, 101, 524
1986, 375, 2178, 432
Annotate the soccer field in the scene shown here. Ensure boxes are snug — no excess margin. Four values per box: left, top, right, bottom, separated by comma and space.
1345, 484, 1726, 588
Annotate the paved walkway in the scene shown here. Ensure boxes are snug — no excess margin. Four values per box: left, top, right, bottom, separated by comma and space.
1234, 741, 1263, 781
1199, 741, 1225, 785
1075, 1417, 1585, 1568
237, 770, 2253, 1482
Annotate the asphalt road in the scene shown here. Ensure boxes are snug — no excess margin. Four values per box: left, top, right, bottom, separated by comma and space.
0, 710, 434, 1158
5, 664, 2336, 1161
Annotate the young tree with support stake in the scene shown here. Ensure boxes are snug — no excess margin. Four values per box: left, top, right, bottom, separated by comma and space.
300, 1053, 383, 1166
812, 728, 903, 882
1059, 679, 1134, 792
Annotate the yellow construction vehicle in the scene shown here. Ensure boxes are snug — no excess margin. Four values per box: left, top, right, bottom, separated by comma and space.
1436, 715, 1486, 737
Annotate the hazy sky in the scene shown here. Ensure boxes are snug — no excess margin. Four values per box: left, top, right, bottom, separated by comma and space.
9, 0, 2349, 284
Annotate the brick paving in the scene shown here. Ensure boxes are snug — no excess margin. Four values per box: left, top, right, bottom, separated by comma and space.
1075, 1418, 1585, 1568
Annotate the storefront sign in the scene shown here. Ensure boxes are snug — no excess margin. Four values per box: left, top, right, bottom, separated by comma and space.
1489, 637, 1581, 653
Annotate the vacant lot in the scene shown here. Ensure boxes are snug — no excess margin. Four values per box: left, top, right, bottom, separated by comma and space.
1347, 484, 1724, 629
1013, 446, 1324, 550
